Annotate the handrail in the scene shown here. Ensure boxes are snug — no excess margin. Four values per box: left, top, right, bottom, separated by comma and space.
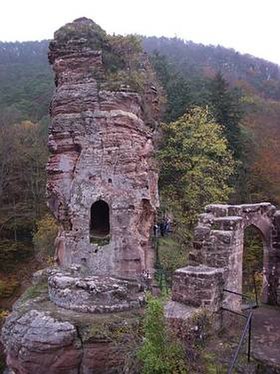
227, 310, 253, 374
223, 287, 256, 373
252, 271, 259, 307
223, 287, 259, 309
223, 288, 254, 301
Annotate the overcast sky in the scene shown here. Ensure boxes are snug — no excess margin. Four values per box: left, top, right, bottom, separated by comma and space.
1, 0, 280, 65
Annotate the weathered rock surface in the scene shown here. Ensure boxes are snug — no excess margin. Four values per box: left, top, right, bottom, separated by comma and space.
1, 18, 162, 374
1, 277, 143, 374
48, 268, 145, 313
2, 310, 81, 374
47, 17, 162, 278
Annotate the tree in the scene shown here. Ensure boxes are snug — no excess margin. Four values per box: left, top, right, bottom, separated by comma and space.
33, 213, 58, 262
0, 121, 48, 243
158, 107, 236, 242
208, 72, 243, 157
150, 52, 194, 122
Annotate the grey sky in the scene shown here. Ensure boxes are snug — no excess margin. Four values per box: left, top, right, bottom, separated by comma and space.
1, 0, 280, 65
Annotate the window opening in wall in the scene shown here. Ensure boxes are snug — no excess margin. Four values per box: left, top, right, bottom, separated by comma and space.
90, 200, 110, 246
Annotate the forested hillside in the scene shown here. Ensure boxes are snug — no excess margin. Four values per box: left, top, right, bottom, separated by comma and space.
143, 37, 280, 100
142, 36, 280, 205
0, 36, 280, 322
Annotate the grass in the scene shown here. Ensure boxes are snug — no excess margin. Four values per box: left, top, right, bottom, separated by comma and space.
20, 282, 48, 302
157, 236, 187, 273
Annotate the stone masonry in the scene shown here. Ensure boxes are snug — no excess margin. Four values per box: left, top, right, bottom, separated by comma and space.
189, 203, 280, 310
172, 266, 224, 312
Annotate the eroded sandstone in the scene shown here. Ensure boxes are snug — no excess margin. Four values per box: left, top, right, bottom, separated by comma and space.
1, 275, 142, 374
47, 17, 162, 278
1, 18, 162, 374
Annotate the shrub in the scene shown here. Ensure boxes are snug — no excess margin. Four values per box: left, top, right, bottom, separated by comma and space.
0, 278, 19, 298
0, 240, 33, 272
33, 214, 58, 261
138, 294, 188, 373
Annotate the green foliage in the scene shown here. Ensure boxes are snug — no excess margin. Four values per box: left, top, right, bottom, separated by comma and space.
0, 120, 48, 271
0, 41, 53, 124
33, 214, 58, 260
0, 241, 33, 272
104, 34, 143, 73
157, 237, 187, 273
201, 352, 227, 373
138, 294, 188, 374
150, 52, 195, 122
208, 72, 243, 157
104, 69, 146, 92
102, 34, 156, 96
143, 36, 280, 102
54, 18, 107, 50
158, 107, 236, 242
20, 282, 48, 302
243, 226, 263, 299
0, 278, 20, 298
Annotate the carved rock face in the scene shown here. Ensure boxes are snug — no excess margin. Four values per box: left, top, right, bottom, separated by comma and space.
47, 18, 161, 278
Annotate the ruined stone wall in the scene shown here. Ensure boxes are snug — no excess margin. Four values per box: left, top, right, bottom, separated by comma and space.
172, 266, 224, 311
189, 203, 280, 309
47, 18, 161, 279
272, 212, 280, 304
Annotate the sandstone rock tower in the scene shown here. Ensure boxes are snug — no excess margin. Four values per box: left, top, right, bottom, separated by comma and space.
0, 20, 162, 374
47, 18, 161, 279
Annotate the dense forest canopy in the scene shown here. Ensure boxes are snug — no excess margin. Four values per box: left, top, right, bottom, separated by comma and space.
0, 41, 53, 124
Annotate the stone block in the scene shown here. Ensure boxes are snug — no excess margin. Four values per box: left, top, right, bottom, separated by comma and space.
194, 225, 211, 240
172, 266, 224, 312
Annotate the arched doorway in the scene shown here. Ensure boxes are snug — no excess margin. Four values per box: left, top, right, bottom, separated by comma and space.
90, 200, 110, 245
242, 225, 265, 305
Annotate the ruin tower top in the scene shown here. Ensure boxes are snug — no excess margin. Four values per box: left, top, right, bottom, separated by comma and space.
47, 18, 162, 279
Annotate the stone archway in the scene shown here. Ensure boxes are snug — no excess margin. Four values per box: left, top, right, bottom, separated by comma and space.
189, 203, 280, 310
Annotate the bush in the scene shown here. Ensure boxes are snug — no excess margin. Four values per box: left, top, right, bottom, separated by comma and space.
0, 278, 19, 298
138, 294, 188, 373
157, 237, 187, 274
33, 214, 58, 261
0, 240, 33, 272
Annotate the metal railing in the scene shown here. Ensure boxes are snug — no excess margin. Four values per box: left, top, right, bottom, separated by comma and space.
222, 288, 258, 374
227, 309, 253, 373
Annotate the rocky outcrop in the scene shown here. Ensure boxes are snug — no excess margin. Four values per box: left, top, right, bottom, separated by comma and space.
48, 268, 145, 313
1, 19, 162, 374
2, 310, 81, 374
1, 274, 142, 374
47, 17, 162, 279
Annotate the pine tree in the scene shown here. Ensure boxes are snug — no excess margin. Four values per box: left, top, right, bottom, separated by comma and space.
209, 72, 243, 157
